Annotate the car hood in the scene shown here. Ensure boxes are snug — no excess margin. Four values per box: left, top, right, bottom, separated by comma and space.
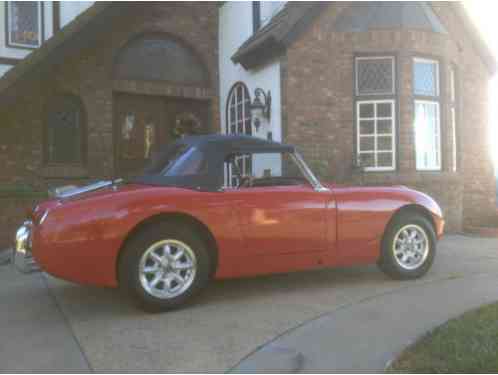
325, 182, 443, 218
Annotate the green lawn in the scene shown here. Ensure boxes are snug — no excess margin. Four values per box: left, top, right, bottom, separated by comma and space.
389, 302, 498, 373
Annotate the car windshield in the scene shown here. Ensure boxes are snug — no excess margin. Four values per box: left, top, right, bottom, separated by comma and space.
143, 144, 208, 177
223, 151, 312, 189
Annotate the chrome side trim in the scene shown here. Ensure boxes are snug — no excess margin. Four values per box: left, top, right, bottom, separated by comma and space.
53, 179, 123, 199
56, 180, 113, 199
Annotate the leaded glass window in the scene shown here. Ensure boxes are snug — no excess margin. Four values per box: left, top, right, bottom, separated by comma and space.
6, 2, 42, 48
355, 56, 397, 171
46, 96, 85, 164
356, 57, 395, 96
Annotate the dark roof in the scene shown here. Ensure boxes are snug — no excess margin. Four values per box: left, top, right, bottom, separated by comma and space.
231, 2, 327, 70
232, 2, 496, 75
335, 2, 447, 34
0, 2, 118, 105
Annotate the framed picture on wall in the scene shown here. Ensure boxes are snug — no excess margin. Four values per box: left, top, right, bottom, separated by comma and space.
5, 1, 43, 49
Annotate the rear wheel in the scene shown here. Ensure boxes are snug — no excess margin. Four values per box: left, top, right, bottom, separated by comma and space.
119, 222, 212, 312
378, 213, 436, 280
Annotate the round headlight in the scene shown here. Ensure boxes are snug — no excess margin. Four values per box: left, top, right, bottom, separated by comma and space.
15, 226, 30, 253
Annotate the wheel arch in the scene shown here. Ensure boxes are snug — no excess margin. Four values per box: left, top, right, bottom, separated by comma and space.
383, 204, 437, 245
116, 212, 219, 285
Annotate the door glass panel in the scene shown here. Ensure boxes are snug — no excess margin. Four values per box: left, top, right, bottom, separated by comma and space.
121, 112, 141, 159
144, 119, 156, 159
116, 95, 208, 176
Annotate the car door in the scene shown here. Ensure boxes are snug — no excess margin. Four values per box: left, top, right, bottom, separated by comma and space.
223, 184, 329, 256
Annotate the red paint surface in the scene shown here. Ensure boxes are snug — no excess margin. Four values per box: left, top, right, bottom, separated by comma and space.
31, 183, 444, 287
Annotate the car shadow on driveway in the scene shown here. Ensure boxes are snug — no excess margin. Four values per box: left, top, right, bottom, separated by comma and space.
46, 264, 392, 317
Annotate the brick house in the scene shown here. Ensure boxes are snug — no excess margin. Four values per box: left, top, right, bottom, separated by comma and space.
0, 1, 495, 241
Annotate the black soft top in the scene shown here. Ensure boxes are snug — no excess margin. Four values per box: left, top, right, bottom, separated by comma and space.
129, 135, 295, 191
178, 134, 294, 153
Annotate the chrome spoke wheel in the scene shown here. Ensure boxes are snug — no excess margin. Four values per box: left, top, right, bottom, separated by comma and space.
392, 224, 429, 270
139, 239, 197, 299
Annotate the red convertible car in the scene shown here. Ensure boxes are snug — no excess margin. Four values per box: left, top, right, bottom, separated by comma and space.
14, 135, 444, 312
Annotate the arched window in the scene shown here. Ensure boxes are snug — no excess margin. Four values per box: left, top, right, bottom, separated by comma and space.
113, 33, 209, 86
225, 83, 252, 186
226, 82, 252, 136
45, 95, 86, 164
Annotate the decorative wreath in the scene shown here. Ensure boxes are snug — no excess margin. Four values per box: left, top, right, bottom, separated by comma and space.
171, 112, 202, 139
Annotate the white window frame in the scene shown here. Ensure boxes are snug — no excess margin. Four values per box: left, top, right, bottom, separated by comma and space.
355, 56, 396, 97
6, 1, 43, 49
413, 57, 440, 97
414, 100, 441, 171
260, 2, 286, 28
450, 107, 457, 172
413, 57, 441, 171
226, 83, 251, 136
225, 83, 252, 187
356, 99, 396, 172
449, 66, 457, 172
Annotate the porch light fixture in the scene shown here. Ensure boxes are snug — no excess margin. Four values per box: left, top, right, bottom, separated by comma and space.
250, 88, 271, 132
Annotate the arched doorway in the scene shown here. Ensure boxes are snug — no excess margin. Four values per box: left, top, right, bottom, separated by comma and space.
113, 33, 210, 176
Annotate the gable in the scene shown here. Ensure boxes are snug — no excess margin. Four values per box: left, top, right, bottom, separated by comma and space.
334, 1, 447, 34
231, 2, 496, 75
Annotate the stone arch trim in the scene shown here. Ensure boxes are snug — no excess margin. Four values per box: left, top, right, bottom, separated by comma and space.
112, 31, 211, 88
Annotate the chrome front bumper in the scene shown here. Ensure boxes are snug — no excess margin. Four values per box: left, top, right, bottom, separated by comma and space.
12, 221, 40, 273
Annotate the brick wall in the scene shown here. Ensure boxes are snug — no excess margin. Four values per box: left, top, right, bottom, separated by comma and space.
283, 2, 496, 232
0, 2, 219, 187
0, 2, 219, 244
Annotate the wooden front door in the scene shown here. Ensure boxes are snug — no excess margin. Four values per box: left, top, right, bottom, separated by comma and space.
114, 94, 209, 176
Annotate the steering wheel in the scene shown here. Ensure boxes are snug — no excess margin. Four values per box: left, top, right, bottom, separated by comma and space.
238, 175, 254, 188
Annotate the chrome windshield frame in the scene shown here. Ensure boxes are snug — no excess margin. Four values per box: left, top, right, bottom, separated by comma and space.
291, 152, 330, 192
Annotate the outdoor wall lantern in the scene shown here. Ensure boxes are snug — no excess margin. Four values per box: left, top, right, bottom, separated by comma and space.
251, 88, 271, 132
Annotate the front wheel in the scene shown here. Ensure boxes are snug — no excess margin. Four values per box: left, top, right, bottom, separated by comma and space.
118, 222, 212, 312
378, 213, 436, 280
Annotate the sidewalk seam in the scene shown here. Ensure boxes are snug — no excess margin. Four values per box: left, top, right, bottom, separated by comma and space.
227, 271, 498, 372
40, 273, 94, 373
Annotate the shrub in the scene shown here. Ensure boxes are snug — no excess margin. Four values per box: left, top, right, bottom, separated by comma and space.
0, 183, 48, 199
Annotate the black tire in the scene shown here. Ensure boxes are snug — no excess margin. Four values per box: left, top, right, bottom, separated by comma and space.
118, 221, 212, 312
378, 212, 436, 280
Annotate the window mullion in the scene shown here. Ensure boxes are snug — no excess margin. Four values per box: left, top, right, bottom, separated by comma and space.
373, 102, 378, 168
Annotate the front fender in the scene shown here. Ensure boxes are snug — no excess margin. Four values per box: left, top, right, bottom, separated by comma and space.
333, 185, 444, 266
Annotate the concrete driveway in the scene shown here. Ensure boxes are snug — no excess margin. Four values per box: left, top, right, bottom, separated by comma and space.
1, 235, 498, 372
